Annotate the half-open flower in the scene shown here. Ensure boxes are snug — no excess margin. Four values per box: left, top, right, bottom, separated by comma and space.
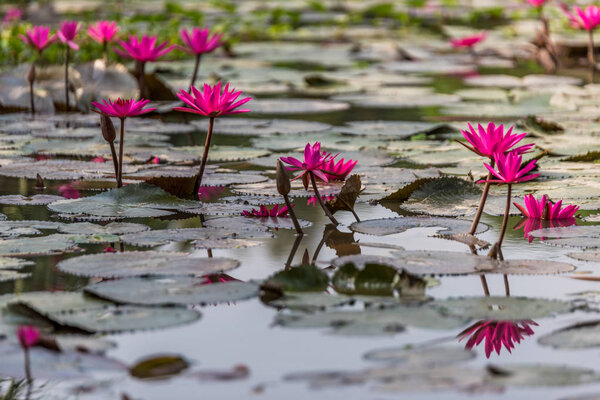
88, 21, 120, 45
20, 26, 55, 53
480, 151, 539, 185
323, 157, 357, 181
564, 5, 600, 31
91, 98, 155, 119
180, 27, 223, 55
115, 34, 175, 62
449, 32, 486, 48
57, 21, 80, 50
17, 325, 40, 349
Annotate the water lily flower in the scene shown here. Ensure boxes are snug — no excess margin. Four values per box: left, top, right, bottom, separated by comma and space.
198, 186, 226, 201
323, 157, 357, 181
92, 156, 105, 163
115, 34, 175, 98
174, 82, 251, 117
180, 27, 223, 88
92, 98, 155, 187
449, 32, 486, 49
104, 246, 117, 253
281, 142, 339, 225
280, 142, 336, 189
526, 0, 548, 7
17, 326, 40, 349
88, 21, 119, 62
564, 5, 600, 77
514, 216, 577, 242
481, 152, 539, 185
242, 204, 290, 218
58, 183, 81, 199
20, 26, 55, 53
173, 83, 251, 197
458, 320, 537, 358
307, 195, 336, 206
57, 21, 80, 112
2, 7, 22, 25
514, 194, 579, 220
459, 122, 533, 159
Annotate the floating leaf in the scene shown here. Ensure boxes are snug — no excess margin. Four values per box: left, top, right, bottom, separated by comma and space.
130, 355, 189, 379
539, 320, 600, 349
0, 234, 78, 256
120, 227, 271, 247
86, 277, 259, 306
266, 264, 329, 292
332, 262, 426, 297
57, 251, 239, 278
363, 346, 475, 365
0, 194, 63, 205
249, 99, 350, 114
350, 217, 488, 236
0, 257, 33, 270
58, 222, 149, 236
192, 118, 331, 136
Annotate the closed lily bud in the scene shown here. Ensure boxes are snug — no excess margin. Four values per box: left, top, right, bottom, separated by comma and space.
100, 114, 116, 143
276, 160, 290, 196
27, 63, 35, 84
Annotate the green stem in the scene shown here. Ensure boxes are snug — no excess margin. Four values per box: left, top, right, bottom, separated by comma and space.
117, 118, 125, 188
194, 117, 215, 199
310, 172, 338, 226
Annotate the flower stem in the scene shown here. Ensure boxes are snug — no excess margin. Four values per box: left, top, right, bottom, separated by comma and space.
194, 117, 214, 199
103, 41, 108, 64
117, 118, 125, 188
64, 46, 70, 112
190, 54, 201, 91
109, 141, 119, 187
504, 274, 510, 296
310, 172, 339, 226
497, 183, 512, 250
29, 63, 35, 118
136, 61, 147, 99
589, 30, 596, 83
469, 168, 494, 235
24, 348, 32, 383
285, 234, 303, 270
283, 194, 303, 235
480, 275, 490, 296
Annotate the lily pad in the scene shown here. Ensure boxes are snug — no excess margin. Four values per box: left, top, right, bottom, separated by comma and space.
192, 118, 331, 136
0, 234, 78, 256
363, 346, 475, 365
121, 227, 271, 247
57, 251, 239, 278
350, 217, 488, 236
57, 222, 149, 236
249, 99, 350, 114
85, 277, 260, 306
539, 320, 600, 349
0, 194, 64, 205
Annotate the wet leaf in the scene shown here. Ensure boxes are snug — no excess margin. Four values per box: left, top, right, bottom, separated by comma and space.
350, 217, 489, 236
539, 320, 600, 349
0, 234, 79, 256
363, 346, 475, 365
266, 264, 329, 292
121, 227, 271, 248
332, 262, 426, 297
130, 355, 189, 379
0, 194, 63, 205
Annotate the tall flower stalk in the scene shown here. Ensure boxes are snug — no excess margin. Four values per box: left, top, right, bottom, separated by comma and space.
563, 5, 600, 82
173, 82, 251, 198
19, 26, 55, 117
457, 122, 533, 235
115, 35, 175, 98
179, 27, 223, 90
57, 21, 80, 112
480, 151, 540, 258
91, 98, 156, 187
17, 326, 40, 382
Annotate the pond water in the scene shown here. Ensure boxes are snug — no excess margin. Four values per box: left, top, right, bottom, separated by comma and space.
3, 2, 600, 399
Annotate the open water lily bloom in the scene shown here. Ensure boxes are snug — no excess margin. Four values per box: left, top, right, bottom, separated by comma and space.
88, 21, 120, 45
57, 21, 80, 50
17, 326, 40, 349
449, 32, 486, 48
458, 320, 537, 358
514, 194, 579, 220
280, 142, 335, 187
459, 122, 533, 159
115, 34, 175, 62
20, 26, 55, 53
526, 0, 548, 7
565, 5, 600, 31
323, 157, 357, 180
481, 151, 539, 185
174, 83, 251, 117
91, 98, 155, 119
180, 27, 223, 55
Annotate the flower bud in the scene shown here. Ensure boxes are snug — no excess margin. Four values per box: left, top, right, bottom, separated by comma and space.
276, 160, 290, 196
100, 114, 116, 143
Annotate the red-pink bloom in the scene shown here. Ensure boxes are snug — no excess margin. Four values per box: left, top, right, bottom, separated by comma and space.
307, 195, 336, 206
174, 82, 251, 117
180, 27, 223, 55
58, 183, 81, 199
92, 156, 105, 163
88, 21, 120, 45
514, 216, 576, 242
115, 34, 175, 62
514, 194, 579, 220
20, 26, 55, 53
242, 204, 290, 218
526, 0, 548, 7
151, 157, 160, 164
564, 5, 600, 31
57, 21, 80, 50
91, 98, 155, 119
17, 326, 40, 349
2, 7, 22, 24
449, 32, 486, 48
104, 246, 117, 253
280, 142, 336, 188
458, 320, 537, 358
459, 122, 533, 159
323, 157, 357, 181
480, 151, 539, 185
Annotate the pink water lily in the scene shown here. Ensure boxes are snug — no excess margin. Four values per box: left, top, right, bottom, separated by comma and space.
481, 152, 539, 185
242, 204, 290, 218
17, 326, 40, 349
514, 194, 579, 220
458, 320, 537, 358
88, 21, 120, 45
58, 183, 81, 199
564, 5, 600, 31
2, 7, 22, 24
449, 32, 486, 48
91, 98, 155, 119
115, 34, 175, 62
514, 216, 577, 242
459, 122, 533, 159
20, 26, 55, 53
174, 82, 251, 117
307, 195, 336, 206
180, 27, 223, 55
526, 0, 548, 7
57, 21, 80, 50
323, 157, 357, 181
280, 142, 336, 189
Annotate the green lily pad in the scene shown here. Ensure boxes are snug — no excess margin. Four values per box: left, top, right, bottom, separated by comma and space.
266, 264, 329, 292
57, 251, 239, 278
539, 320, 600, 349
121, 227, 271, 247
363, 346, 475, 365
192, 118, 331, 136
85, 276, 260, 306
130, 355, 189, 379
0, 234, 79, 256
0, 194, 64, 205
350, 217, 488, 236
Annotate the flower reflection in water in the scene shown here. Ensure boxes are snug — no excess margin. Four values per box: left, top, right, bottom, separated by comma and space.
514, 217, 577, 243
457, 320, 538, 358
198, 185, 226, 201
58, 183, 81, 199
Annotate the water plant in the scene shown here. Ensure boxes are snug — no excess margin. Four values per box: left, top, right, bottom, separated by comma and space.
457, 319, 538, 358
57, 21, 80, 112
91, 98, 156, 187
277, 159, 303, 236
115, 34, 175, 98
563, 4, 600, 80
88, 21, 120, 63
19, 26, 55, 117
17, 325, 40, 382
179, 27, 223, 89
242, 204, 290, 218
173, 82, 251, 196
